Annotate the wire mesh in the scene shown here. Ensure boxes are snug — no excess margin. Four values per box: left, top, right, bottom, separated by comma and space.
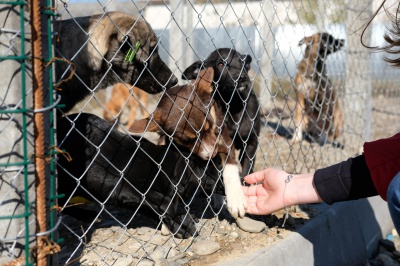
2, 0, 400, 265
0, 0, 59, 264
0, 1, 35, 265
53, 0, 400, 265
49, 1, 400, 265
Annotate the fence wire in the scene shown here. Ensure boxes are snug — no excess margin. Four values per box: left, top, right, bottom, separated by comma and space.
0, 0, 59, 263
0, 1, 35, 265
55, 0, 400, 265
1, 0, 400, 265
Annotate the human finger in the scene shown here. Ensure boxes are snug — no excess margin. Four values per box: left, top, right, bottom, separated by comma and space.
242, 183, 261, 197
244, 195, 264, 215
243, 170, 268, 185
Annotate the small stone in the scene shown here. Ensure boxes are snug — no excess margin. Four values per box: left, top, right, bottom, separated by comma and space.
277, 234, 283, 239
166, 249, 180, 259
175, 258, 190, 265
137, 227, 151, 235
128, 229, 137, 235
111, 226, 122, 232
236, 217, 266, 233
191, 239, 220, 256
216, 228, 225, 235
228, 232, 239, 241
219, 220, 228, 227
154, 259, 169, 266
112, 257, 135, 266
95, 228, 113, 236
112, 253, 126, 259
161, 225, 170, 236
150, 246, 168, 261
150, 234, 168, 246
137, 259, 155, 266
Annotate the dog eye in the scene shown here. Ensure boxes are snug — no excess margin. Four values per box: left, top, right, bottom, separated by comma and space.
217, 62, 224, 69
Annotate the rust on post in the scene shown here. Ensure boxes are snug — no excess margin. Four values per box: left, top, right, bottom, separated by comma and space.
29, 0, 47, 264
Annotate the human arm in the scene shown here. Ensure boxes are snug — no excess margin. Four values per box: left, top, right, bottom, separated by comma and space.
242, 154, 378, 215
242, 168, 322, 215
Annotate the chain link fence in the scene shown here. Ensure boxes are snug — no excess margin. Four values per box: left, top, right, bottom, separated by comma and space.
0, 0, 59, 264
1, 0, 400, 265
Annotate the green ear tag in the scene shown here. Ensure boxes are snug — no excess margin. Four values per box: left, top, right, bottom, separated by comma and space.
125, 41, 141, 63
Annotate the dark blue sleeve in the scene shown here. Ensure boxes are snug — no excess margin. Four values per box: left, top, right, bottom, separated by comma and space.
314, 155, 378, 205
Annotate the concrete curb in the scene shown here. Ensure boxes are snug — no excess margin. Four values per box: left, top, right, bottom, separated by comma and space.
218, 196, 394, 266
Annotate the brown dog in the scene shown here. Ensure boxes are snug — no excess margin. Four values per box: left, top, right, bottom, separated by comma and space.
55, 11, 178, 113
129, 68, 247, 219
103, 83, 149, 129
293, 32, 344, 145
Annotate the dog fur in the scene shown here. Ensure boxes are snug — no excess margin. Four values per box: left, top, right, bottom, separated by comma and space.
103, 83, 149, 129
182, 48, 261, 176
129, 68, 247, 219
293, 32, 344, 144
56, 113, 224, 238
55, 11, 178, 113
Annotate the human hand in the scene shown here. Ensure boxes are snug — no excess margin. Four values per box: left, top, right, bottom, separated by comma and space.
242, 168, 290, 215
242, 168, 322, 215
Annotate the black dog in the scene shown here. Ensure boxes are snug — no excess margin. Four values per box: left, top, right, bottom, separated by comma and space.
56, 113, 224, 238
182, 48, 261, 176
55, 11, 178, 113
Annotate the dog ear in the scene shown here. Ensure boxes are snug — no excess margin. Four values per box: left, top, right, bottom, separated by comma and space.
182, 61, 203, 80
299, 36, 313, 46
129, 118, 159, 133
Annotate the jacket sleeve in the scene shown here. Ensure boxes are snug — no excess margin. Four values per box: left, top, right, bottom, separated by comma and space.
314, 155, 378, 204
363, 132, 400, 201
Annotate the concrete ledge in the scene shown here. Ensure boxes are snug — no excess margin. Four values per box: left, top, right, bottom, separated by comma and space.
218, 196, 394, 266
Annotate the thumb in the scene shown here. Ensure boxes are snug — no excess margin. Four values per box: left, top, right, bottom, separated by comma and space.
244, 169, 269, 185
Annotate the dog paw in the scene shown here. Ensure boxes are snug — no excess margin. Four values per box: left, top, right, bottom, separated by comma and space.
223, 164, 247, 219
226, 189, 247, 219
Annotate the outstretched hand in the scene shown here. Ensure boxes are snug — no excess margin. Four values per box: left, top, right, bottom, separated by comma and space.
242, 168, 322, 215
242, 168, 290, 215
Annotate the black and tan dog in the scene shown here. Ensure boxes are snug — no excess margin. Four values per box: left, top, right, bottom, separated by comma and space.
182, 48, 261, 176
293, 32, 344, 144
55, 11, 178, 113
129, 67, 247, 219
57, 113, 224, 238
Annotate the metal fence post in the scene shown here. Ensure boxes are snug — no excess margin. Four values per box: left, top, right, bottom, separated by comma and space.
0, 2, 34, 265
